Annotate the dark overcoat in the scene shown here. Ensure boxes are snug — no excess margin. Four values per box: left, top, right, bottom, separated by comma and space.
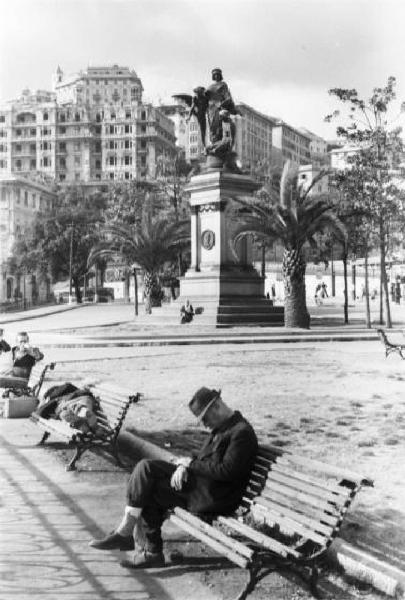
186, 411, 258, 514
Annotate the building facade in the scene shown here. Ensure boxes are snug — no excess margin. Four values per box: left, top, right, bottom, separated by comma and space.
0, 173, 56, 306
0, 65, 177, 185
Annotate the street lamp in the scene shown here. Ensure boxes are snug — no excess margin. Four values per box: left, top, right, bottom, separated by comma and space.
68, 221, 74, 304
131, 263, 140, 316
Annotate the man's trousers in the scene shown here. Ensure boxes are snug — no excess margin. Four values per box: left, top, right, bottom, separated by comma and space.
127, 459, 189, 553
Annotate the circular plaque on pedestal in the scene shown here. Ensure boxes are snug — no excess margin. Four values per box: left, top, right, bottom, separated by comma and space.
201, 229, 215, 250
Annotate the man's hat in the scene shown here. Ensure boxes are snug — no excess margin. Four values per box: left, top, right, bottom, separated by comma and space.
189, 387, 221, 421
211, 67, 222, 75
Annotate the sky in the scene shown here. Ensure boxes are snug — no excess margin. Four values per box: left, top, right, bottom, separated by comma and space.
1, 0, 405, 139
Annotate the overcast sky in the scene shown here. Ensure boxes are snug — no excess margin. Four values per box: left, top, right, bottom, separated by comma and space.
1, 0, 404, 138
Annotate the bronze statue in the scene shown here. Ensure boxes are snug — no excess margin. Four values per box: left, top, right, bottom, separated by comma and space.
173, 68, 241, 171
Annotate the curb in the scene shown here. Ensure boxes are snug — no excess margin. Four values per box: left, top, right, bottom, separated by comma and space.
118, 429, 405, 599
0, 303, 87, 325
38, 333, 380, 349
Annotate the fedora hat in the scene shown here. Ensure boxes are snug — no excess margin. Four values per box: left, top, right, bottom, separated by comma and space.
189, 387, 221, 421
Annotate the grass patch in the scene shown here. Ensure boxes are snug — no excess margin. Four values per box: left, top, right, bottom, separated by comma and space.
384, 437, 399, 445
358, 438, 377, 447
336, 419, 351, 426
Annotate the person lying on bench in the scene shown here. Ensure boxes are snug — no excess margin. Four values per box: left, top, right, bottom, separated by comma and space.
89, 387, 258, 569
0, 331, 44, 390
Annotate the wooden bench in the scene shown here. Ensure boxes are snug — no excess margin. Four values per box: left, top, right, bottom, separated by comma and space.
376, 328, 405, 360
170, 444, 373, 599
1, 361, 57, 398
30, 383, 142, 471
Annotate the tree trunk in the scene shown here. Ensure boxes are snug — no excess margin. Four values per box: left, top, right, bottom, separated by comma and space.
124, 270, 130, 303
380, 218, 392, 328
282, 248, 310, 329
342, 252, 349, 325
73, 277, 82, 303
143, 271, 153, 314
364, 248, 371, 329
133, 269, 138, 316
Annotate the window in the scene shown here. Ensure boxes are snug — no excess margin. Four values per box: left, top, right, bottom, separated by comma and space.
16, 144, 22, 152
124, 155, 132, 165
30, 159, 36, 170
74, 156, 81, 166
24, 191, 28, 206
59, 142, 66, 152
95, 159, 101, 169
0, 144, 5, 152
59, 157, 66, 168
96, 113, 102, 122
125, 125, 131, 134
95, 142, 101, 152
141, 111, 146, 120
109, 173, 114, 180
125, 140, 132, 149
16, 159, 22, 170
141, 125, 146, 133
42, 141, 48, 151
30, 128, 36, 136
109, 155, 117, 166
0, 160, 7, 168
59, 126, 66, 134
109, 125, 115, 134
59, 173, 66, 181
125, 111, 131, 119
125, 172, 130, 180
0, 115, 5, 123
75, 112, 81, 122
16, 129, 22, 136
75, 173, 80, 180
43, 157, 50, 167
74, 142, 80, 151
111, 112, 116, 120
43, 112, 48, 121
140, 140, 146, 149
59, 113, 66, 122
109, 140, 115, 150
32, 193, 36, 207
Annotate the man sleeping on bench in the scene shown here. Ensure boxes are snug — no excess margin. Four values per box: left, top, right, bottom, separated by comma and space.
89, 387, 258, 569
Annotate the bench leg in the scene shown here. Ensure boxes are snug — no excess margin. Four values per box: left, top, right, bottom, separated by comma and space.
234, 564, 261, 600
111, 442, 130, 469
66, 445, 84, 471
38, 431, 50, 445
309, 565, 320, 599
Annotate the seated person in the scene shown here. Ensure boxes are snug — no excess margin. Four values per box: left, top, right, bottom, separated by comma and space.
89, 387, 258, 569
180, 299, 194, 324
0, 331, 44, 390
0, 328, 11, 354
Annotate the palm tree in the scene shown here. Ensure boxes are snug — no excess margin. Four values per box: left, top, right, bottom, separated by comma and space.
89, 209, 189, 314
232, 161, 346, 328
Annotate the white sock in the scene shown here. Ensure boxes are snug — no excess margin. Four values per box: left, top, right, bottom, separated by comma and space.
116, 506, 142, 536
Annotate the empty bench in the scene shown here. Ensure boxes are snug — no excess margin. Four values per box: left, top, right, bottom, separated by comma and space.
376, 328, 405, 360
170, 444, 373, 599
30, 383, 142, 471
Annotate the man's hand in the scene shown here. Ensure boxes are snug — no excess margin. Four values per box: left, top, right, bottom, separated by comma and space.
170, 465, 188, 491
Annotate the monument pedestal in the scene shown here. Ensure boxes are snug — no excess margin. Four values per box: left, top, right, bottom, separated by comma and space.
178, 170, 284, 327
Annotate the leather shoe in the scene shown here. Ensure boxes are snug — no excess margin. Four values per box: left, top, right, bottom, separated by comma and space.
120, 550, 165, 569
89, 531, 134, 551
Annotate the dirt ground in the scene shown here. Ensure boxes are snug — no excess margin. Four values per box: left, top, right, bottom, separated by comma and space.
48, 339, 405, 599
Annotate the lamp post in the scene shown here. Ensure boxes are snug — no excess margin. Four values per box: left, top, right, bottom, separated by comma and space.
131, 263, 139, 316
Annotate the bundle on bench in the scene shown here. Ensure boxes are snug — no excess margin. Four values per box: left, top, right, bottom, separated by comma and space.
376, 328, 405, 360
30, 383, 141, 471
170, 444, 373, 600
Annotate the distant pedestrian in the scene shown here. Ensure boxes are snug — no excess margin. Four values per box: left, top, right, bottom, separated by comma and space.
321, 282, 328, 298
315, 283, 322, 305
271, 283, 276, 301
180, 299, 194, 324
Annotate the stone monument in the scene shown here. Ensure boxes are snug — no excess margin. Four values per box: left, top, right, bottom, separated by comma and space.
175, 68, 284, 327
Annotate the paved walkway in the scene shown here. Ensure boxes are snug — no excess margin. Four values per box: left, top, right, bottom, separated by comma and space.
0, 419, 218, 600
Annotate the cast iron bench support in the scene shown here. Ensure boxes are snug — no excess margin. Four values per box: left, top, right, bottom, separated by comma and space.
169, 444, 373, 599
31, 383, 142, 471
376, 328, 405, 360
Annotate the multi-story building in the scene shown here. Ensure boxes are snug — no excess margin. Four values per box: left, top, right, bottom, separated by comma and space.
159, 98, 204, 163
234, 102, 275, 173
271, 121, 311, 167
299, 128, 329, 167
0, 65, 177, 185
298, 164, 329, 196
0, 173, 56, 305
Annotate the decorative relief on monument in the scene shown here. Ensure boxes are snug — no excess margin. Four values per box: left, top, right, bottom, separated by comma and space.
199, 202, 218, 213
201, 229, 215, 250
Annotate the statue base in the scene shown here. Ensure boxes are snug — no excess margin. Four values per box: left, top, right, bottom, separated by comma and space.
176, 170, 284, 327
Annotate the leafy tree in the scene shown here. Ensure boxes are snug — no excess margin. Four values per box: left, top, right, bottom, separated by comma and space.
89, 204, 190, 314
10, 186, 106, 303
326, 76, 405, 327
232, 161, 346, 328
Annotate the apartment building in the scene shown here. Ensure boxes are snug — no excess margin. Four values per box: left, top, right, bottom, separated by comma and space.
159, 98, 204, 162
0, 65, 177, 185
299, 128, 329, 167
271, 121, 311, 167
0, 173, 56, 305
234, 102, 275, 173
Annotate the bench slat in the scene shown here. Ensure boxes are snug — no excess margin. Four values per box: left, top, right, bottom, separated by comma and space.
258, 446, 373, 487
249, 502, 329, 546
173, 507, 254, 560
217, 516, 300, 559
266, 471, 349, 507
170, 514, 249, 569
260, 479, 342, 514
31, 415, 82, 440
243, 487, 340, 526
246, 494, 335, 536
